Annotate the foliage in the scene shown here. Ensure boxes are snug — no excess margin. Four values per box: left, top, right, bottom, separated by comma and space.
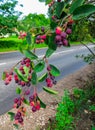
17, 13, 50, 32
89, 105, 95, 112
69, 19, 92, 41
76, 41, 95, 64
0, 37, 22, 48
46, 82, 95, 130
55, 90, 75, 130
0, 0, 22, 35
0, 37, 47, 50
2, 0, 95, 128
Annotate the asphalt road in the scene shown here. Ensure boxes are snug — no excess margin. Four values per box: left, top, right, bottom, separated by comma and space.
0, 44, 94, 115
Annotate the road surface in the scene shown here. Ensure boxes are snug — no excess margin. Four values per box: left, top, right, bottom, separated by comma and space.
0, 44, 94, 115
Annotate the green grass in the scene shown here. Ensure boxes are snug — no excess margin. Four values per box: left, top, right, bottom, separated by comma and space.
0, 37, 47, 52
0, 47, 19, 53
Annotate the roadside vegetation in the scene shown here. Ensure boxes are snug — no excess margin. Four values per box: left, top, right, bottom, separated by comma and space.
0, 36, 95, 53
45, 81, 95, 130
0, 0, 95, 129
0, 36, 47, 52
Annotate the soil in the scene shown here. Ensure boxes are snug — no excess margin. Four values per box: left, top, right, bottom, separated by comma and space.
0, 62, 95, 130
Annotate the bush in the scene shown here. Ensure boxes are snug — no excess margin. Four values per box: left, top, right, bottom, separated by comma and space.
0, 38, 22, 48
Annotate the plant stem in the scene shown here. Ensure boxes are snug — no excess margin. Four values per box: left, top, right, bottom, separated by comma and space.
80, 41, 95, 57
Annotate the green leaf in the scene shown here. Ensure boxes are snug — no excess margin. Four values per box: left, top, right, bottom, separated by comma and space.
50, 20, 58, 30
16, 87, 22, 94
30, 61, 35, 69
34, 61, 45, 73
55, 2, 64, 18
13, 124, 19, 129
50, 64, 60, 76
38, 73, 48, 82
31, 71, 37, 85
37, 96, 46, 108
23, 66, 29, 78
45, 48, 55, 58
38, 0, 45, 2
26, 32, 31, 44
2, 72, 6, 80
92, 126, 95, 130
60, 11, 67, 19
48, 33, 57, 50
14, 68, 28, 82
23, 98, 30, 105
39, 0, 52, 4
69, 0, 85, 14
46, 0, 52, 5
8, 112, 15, 121
43, 87, 58, 95
23, 50, 38, 60
72, 4, 95, 20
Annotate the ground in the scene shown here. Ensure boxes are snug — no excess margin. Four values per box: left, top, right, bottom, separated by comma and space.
0, 63, 95, 130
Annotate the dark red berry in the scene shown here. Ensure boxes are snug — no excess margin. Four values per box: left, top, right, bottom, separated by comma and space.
18, 117, 23, 123
29, 95, 35, 102
55, 35, 61, 42
61, 32, 67, 39
25, 89, 30, 95
53, 80, 57, 85
5, 79, 10, 85
36, 35, 41, 40
32, 106, 37, 112
63, 39, 68, 46
14, 98, 19, 103
66, 28, 72, 34
41, 27, 45, 32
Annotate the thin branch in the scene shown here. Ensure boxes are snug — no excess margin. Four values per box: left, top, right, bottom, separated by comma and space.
81, 41, 95, 57
11, 60, 22, 71
86, 0, 95, 4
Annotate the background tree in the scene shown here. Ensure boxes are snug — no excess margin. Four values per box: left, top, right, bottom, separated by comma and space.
17, 13, 50, 33
0, 0, 22, 36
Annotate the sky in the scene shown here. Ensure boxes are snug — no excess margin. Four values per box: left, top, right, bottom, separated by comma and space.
16, 0, 48, 17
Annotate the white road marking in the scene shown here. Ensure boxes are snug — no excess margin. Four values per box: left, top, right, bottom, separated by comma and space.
38, 44, 94, 58
38, 48, 75, 58
0, 63, 6, 66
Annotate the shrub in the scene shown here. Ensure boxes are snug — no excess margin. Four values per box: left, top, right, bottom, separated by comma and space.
0, 38, 22, 48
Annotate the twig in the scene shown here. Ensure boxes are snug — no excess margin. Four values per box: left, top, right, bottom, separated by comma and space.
80, 41, 95, 57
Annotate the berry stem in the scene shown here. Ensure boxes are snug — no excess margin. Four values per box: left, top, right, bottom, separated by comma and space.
59, 14, 72, 27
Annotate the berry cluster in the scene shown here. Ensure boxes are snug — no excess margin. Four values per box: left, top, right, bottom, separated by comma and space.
55, 26, 72, 47
14, 57, 32, 87
13, 97, 26, 125
14, 111, 24, 125
4, 71, 13, 85
29, 93, 40, 112
36, 34, 46, 44
18, 31, 27, 39
4, 58, 31, 87
46, 65, 57, 87
13, 97, 23, 108
48, 0, 55, 7
35, 26, 46, 44
14, 107, 26, 125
